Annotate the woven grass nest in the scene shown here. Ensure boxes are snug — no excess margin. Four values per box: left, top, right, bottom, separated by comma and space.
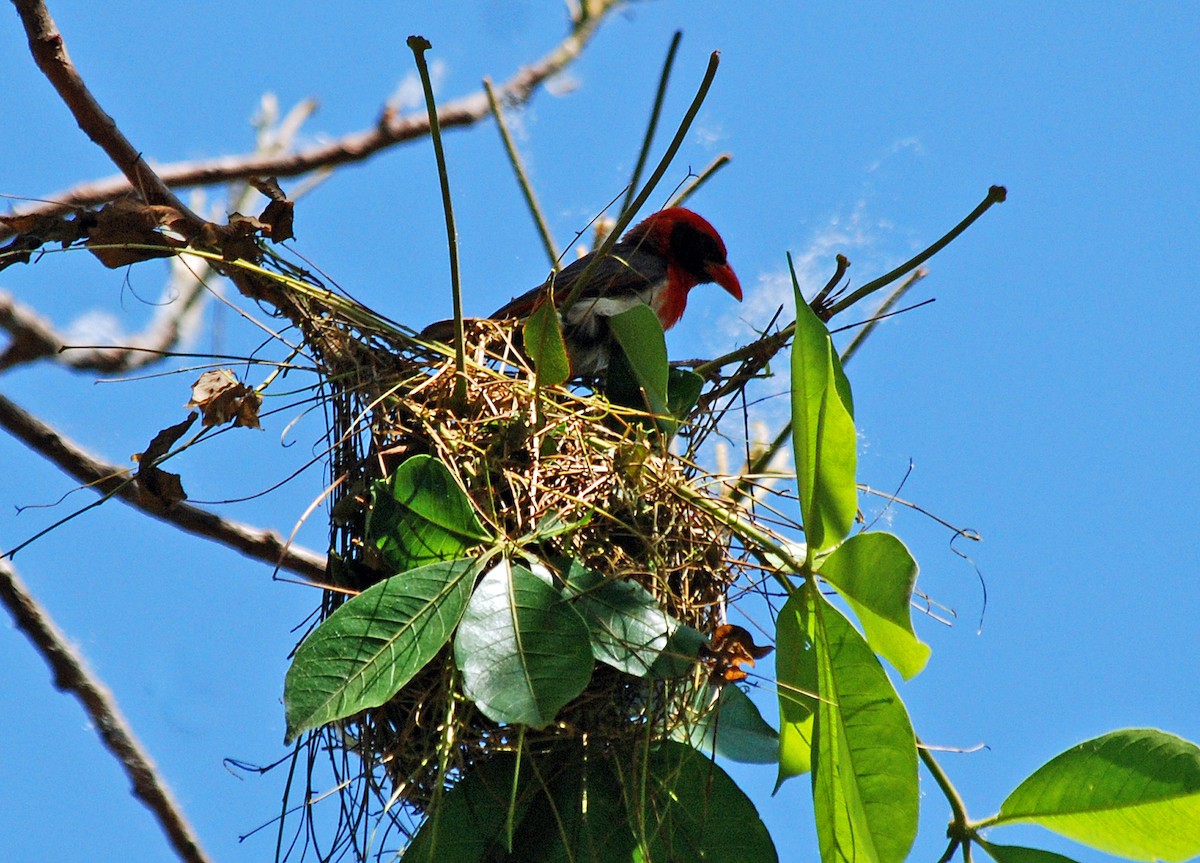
288, 306, 763, 820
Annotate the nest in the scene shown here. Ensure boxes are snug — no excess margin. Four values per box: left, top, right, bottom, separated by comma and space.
298, 311, 746, 818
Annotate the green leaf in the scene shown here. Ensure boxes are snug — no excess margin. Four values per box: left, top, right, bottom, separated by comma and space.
633, 741, 778, 863
367, 454, 491, 573
454, 560, 594, 727
402, 753, 526, 862
523, 294, 571, 386
563, 560, 672, 676
666, 366, 704, 420
646, 623, 706, 680
510, 746, 635, 863
996, 728, 1200, 862
790, 264, 857, 560
283, 557, 479, 743
977, 839, 1084, 863
776, 591, 818, 785
816, 532, 931, 679
810, 585, 919, 863
608, 304, 670, 415
678, 684, 780, 764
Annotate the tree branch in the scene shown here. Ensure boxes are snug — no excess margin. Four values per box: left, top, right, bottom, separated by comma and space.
0, 392, 327, 581
10, 0, 205, 232
0, 555, 213, 863
1, 0, 624, 241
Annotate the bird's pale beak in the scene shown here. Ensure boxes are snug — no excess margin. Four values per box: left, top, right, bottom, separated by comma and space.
707, 261, 743, 302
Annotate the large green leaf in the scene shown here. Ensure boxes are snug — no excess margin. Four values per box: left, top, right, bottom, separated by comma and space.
608, 303, 670, 416
816, 531, 930, 679
404, 745, 635, 863
510, 747, 635, 863
402, 753, 527, 862
978, 840, 1083, 863
454, 560, 594, 727
523, 294, 571, 386
563, 560, 672, 677
996, 728, 1200, 862
367, 454, 491, 573
645, 623, 706, 680
283, 557, 479, 743
790, 269, 857, 560
809, 585, 919, 863
677, 684, 780, 765
776, 591, 818, 785
630, 741, 778, 863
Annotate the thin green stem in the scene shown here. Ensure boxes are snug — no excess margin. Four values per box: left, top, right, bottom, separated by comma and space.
620, 30, 682, 218
561, 51, 722, 312
667, 152, 732, 209
811, 253, 850, 318
838, 268, 927, 365
824, 185, 1006, 319
674, 481, 804, 596
484, 77, 560, 271
919, 741, 974, 856
408, 36, 466, 403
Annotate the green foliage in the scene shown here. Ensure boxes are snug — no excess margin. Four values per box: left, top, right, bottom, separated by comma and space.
563, 559, 673, 676
789, 258, 857, 561
978, 841, 1083, 863
632, 742, 779, 863
283, 557, 480, 743
606, 304, 671, 417
523, 294, 571, 386
677, 684, 779, 764
367, 453, 491, 572
403, 743, 777, 863
454, 560, 594, 727
994, 729, 1200, 862
816, 531, 930, 679
776, 582, 919, 862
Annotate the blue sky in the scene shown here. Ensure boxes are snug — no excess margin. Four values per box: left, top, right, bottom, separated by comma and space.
2, 2, 1198, 862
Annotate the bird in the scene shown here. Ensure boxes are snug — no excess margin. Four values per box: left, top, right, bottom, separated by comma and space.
423, 207, 742, 377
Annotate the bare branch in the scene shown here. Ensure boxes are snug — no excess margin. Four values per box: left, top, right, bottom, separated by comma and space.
0, 555, 213, 863
10, 0, 205, 233
1, 0, 623, 241
0, 392, 327, 581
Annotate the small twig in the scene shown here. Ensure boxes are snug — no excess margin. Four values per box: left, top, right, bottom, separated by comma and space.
666, 152, 732, 209
408, 36, 466, 404
0, 555, 213, 863
0, 2, 622, 242
620, 30, 683, 218
484, 77, 559, 270
919, 741, 974, 863
823, 185, 1007, 318
561, 50, 723, 313
810, 253, 850, 320
0, 392, 326, 581
835, 268, 928, 363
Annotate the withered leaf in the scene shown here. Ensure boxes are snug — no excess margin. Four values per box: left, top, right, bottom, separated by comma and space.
133, 413, 197, 507
259, 198, 294, 242
217, 213, 265, 261
244, 178, 295, 242
86, 198, 187, 268
186, 369, 262, 429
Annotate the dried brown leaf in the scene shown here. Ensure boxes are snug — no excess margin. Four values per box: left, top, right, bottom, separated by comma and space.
186, 369, 262, 429
133, 413, 197, 507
